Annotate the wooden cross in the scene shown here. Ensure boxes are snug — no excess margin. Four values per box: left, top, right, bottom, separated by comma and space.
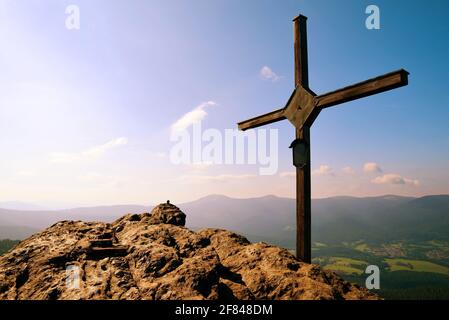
237, 15, 409, 263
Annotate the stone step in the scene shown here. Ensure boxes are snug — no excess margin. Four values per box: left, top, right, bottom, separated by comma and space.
97, 232, 113, 239
89, 239, 113, 247
87, 246, 128, 260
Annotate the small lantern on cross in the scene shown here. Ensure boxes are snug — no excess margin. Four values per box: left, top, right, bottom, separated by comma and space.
289, 138, 309, 169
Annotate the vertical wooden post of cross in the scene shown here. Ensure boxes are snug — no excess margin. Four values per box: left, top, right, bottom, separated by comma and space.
237, 14, 408, 264
293, 15, 311, 263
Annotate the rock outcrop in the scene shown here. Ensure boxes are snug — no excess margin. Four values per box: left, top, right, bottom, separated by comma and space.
0, 203, 378, 300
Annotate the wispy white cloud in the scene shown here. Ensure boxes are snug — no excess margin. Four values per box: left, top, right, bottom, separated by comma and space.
312, 165, 335, 176
78, 172, 126, 188
187, 161, 214, 171
372, 174, 420, 187
280, 171, 296, 178
155, 152, 167, 158
342, 166, 356, 175
176, 174, 256, 184
281, 165, 335, 177
171, 101, 217, 134
49, 137, 128, 164
260, 66, 280, 82
363, 162, 383, 173
16, 170, 37, 177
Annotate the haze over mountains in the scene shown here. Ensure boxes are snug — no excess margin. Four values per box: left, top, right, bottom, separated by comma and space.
1, 194, 449, 247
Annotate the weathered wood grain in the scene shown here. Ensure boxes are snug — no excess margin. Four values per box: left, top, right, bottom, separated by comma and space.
315, 69, 409, 109
238, 108, 286, 131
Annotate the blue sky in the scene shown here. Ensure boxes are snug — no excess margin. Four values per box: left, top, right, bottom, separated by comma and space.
0, 0, 448, 206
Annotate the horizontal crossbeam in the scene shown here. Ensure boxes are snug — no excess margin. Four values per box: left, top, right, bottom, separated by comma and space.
238, 107, 286, 131
315, 69, 409, 109
238, 69, 409, 132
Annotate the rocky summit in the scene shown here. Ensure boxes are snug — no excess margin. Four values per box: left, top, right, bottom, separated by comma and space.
0, 202, 377, 300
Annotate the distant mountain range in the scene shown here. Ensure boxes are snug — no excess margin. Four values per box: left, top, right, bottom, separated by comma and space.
1, 195, 449, 247
182, 194, 449, 246
0, 201, 48, 211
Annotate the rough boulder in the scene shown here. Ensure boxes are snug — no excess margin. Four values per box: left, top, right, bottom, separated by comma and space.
0, 202, 378, 300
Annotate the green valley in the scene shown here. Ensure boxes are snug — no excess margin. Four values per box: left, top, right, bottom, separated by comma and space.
311, 240, 449, 299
